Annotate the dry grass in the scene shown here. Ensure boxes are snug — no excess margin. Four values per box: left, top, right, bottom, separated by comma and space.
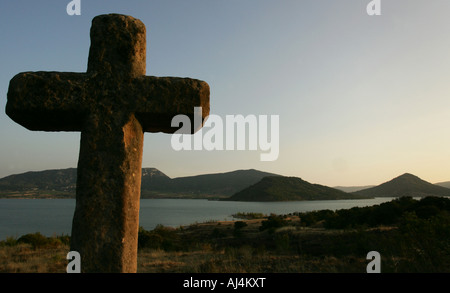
0, 243, 68, 273
0, 243, 367, 274
0, 217, 376, 273
137, 246, 367, 273
2, 209, 449, 273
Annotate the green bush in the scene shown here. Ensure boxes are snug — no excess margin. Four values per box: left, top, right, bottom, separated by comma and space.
17, 232, 59, 249
0, 236, 18, 247
232, 212, 266, 220
138, 225, 181, 251
211, 227, 225, 238
233, 221, 247, 238
396, 211, 450, 272
274, 233, 290, 252
234, 221, 247, 230
260, 214, 288, 232
295, 196, 450, 230
57, 235, 71, 246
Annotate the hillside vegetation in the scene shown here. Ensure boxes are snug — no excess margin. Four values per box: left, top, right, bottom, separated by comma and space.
225, 176, 369, 201
2, 196, 449, 273
0, 168, 278, 199
354, 173, 450, 198
2, 169, 450, 202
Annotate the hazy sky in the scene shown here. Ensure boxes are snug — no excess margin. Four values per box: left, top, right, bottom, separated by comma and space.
1, 0, 450, 187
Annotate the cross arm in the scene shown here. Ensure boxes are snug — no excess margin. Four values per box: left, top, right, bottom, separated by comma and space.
6, 72, 88, 131
132, 76, 210, 134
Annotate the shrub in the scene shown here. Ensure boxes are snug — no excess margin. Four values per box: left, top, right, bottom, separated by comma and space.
260, 214, 288, 232
0, 236, 18, 247
17, 232, 51, 249
57, 235, 71, 246
397, 211, 450, 272
274, 233, 290, 252
232, 212, 266, 220
234, 221, 247, 230
211, 227, 225, 238
299, 209, 335, 227
233, 221, 248, 238
138, 225, 181, 251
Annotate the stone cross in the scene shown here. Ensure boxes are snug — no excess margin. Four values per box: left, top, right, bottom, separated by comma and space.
5, 14, 210, 273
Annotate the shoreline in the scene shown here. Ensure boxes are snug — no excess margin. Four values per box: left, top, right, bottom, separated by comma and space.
2, 196, 450, 273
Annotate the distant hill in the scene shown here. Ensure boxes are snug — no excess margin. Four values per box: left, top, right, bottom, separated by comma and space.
0, 168, 77, 197
146, 169, 280, 198
140, 168, 172, 191
435, 181, 450, 189
353, 173, 450, 198
4, 168, 448, 200
334, 185, 376, 193
225, 176, 370, 202
0, 168, 279, 199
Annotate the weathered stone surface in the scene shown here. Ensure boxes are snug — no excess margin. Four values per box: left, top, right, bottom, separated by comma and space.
72, 113, 144, 272
5, 14, 210, 273
6, 72, 209, 132
87, 14, 147, 78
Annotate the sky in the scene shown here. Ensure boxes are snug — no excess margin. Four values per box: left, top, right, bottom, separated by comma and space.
1, 0, 450, 187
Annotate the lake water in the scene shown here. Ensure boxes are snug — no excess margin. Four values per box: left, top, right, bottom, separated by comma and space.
0, 198, 394, 241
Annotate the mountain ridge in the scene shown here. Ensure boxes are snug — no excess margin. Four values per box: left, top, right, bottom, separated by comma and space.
224, 176, 370, 201
353, 173, 450, 198
1, 169, 449, 200
0, 168, 279, 199
333, 185, 376, 193
435, 181, 450, 189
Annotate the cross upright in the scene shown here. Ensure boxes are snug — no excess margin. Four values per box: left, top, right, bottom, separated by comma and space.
6, 14, 210, 273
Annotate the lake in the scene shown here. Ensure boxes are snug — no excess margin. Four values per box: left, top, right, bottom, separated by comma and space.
0, 198, 394, 241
